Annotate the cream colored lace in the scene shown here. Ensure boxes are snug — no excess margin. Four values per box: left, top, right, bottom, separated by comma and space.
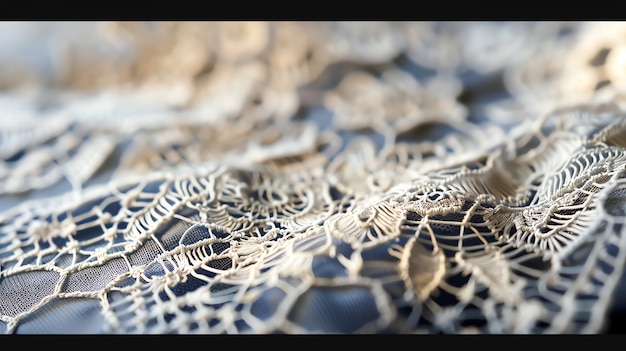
1, 21, 626, 334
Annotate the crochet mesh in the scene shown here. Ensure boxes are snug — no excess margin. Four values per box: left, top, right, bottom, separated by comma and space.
1, 21, 626, 334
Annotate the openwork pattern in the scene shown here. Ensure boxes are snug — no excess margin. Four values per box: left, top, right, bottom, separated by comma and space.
1, 21, 626, 334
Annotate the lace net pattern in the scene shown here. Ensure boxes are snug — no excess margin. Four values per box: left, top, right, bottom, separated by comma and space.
1, 21, 626, 334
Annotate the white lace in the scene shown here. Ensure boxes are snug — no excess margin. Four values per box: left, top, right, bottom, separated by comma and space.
1, 21, 625, 334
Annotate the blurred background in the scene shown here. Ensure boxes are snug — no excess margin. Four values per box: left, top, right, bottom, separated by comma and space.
3, 21, 616, 205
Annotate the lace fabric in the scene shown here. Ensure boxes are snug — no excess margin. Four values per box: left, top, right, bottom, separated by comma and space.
1, 21, 626, 334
